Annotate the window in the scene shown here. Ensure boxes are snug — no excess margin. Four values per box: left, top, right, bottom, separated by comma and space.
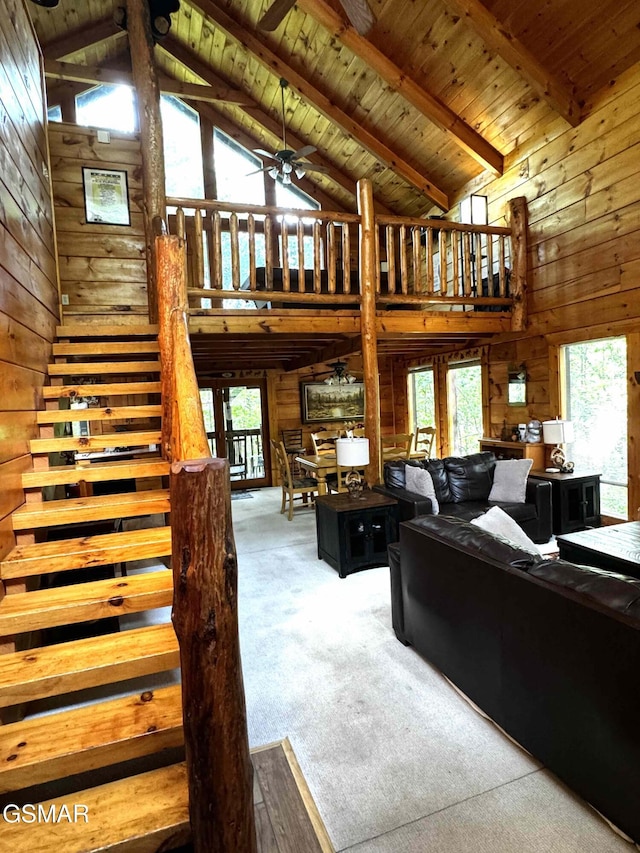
76, 85, 136, 133
161, 96, 204, 199
213, 129, 265, 206
275, 181, 320, 270
410, 368, 436, 434
47, 104, 62, 123
447, 361, 483, 456
562, 337, 627, 517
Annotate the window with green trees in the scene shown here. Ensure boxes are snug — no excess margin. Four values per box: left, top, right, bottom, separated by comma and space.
448, 362, 483, 456
562, 337, 627, 518
410, 368, 436, 433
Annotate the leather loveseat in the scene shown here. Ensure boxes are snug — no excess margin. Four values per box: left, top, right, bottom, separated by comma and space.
374, 451, 552, 543
389, 514, 640, 843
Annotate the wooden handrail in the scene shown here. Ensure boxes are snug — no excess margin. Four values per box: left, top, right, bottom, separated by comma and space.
167, 195, 361, 223
155, 232, 257, 853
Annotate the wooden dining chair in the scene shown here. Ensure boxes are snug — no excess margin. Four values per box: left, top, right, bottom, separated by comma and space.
270, 439, 319, 521
310, 430, 341, 455
381, 433, 414, 460
414, 426, 436, 458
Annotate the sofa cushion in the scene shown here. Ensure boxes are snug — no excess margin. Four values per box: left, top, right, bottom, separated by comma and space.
424, 458, 452, 504
488, 459, 533, 503
410, 514, 541, 570
529, 559, 640, 619
405, 466, 439, 513
444, 452, 495, 502
471, 506, 540, 555
383, 459, 423, 489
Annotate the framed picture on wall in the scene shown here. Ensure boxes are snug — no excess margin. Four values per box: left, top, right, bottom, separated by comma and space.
301, 382, 365, 424
82, 167, 131, 225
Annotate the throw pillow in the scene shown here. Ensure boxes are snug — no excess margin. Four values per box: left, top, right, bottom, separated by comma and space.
405, 466, 439, 514
488, 458, 533, 503
471, 505, 540, 554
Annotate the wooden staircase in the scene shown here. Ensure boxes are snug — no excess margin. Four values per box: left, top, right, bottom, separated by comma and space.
0, 325, 191, 851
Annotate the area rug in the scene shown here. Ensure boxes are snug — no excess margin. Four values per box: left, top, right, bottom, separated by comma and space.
231, 490, 254, 501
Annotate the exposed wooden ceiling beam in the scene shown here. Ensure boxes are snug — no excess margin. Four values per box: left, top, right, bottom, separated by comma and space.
296, 0, 503, 175
287, 336, 362, 371
442, 0, 581, 127
43, 17, 125, 61
191, 0, 450, 211
44, 58, 254, 106
160, 37, 374, 211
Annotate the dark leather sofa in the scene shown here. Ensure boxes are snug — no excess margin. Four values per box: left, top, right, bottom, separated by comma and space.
374, 451, 552, 543
389, 514, 640, 843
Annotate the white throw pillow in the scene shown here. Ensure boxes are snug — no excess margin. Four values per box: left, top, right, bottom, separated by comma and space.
471, 505, 540, 554
488, 458, 533, 503
405, 466, 439, 514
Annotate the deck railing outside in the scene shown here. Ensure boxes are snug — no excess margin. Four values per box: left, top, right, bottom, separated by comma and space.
167, 194, 519, 316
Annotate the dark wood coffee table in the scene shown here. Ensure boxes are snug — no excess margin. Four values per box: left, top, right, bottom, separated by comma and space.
557, 522, 640, 580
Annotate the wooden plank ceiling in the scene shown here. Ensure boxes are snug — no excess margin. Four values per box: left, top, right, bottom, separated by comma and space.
29, 0, 640, 370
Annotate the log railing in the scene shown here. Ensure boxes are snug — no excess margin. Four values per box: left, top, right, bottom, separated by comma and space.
156, 229, 257, 853
166, 190, 523, 318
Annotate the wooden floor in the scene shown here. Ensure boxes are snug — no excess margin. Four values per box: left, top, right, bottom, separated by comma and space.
171, 739, 334, 853
252, 739, 334, 853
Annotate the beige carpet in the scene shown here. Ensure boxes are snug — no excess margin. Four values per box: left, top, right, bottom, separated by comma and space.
234, 488, 634, 853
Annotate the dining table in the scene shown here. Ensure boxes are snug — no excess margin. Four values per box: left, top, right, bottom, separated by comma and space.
295, 453, 340, 496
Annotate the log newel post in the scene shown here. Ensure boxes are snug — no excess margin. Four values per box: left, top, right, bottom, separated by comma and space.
171, 458, 257, 853
509, 196, 528, 332
126, 0, 167, 324
357, 179, 381, 485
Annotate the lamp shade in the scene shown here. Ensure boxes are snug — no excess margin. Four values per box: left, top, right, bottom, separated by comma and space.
336, 437, 369, 467
542, 419, 574, 444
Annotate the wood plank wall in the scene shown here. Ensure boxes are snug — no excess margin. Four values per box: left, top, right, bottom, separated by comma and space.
395, 62, 640, 515
49, 122, 147, 326
0, 0, 58, 561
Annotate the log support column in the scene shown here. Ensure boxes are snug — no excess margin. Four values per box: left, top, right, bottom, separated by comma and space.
171, 457, 257, 853
358, 179, 381, 485
126, 0, 167, 323
509, 196, 528, 332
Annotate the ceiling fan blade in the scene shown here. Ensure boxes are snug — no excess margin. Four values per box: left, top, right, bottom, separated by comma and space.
258, 0, 297, 31
340, 0, 375, 35
254, 148, 278, 161
293, 162, 329, 174
292, 144, 317, 159
246, 166, 274, 176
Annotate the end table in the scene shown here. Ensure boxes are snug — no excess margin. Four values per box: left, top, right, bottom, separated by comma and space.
315, 491, 399, 578
529, 470, 601, 535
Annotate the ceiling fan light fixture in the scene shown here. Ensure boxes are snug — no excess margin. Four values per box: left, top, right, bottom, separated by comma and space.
282, 172, 292, 185
295, 167, 306, 179
268, 166, 279, 179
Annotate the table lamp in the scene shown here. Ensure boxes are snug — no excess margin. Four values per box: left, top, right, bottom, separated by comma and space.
336, 437, 369, 499
542, 418, 574, 473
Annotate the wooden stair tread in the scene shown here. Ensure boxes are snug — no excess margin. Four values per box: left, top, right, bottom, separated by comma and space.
57, 324, 159, 338
12, 489, 170, 530
0, 570, 173, 635
30, 430, 161, 454
36, 405, 162, 424
1, 526, 172, 579
0, 685, 183, 795
0, 623, 179, 707
43, 381, 161, 399
0, 762, 189, 853
53, 341, 159, 356
48, 361, 161, 376
22, 458, 168, 489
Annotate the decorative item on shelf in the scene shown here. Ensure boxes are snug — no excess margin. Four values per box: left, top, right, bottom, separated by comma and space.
542, 418, 575, 473
525, 419, 542, 443
336, 437, 369, 499
517, 423, 527, 442
507, 363, 527, 405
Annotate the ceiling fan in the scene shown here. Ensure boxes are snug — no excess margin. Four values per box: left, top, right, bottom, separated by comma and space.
259, 0, 375, 35
250, 79, 329, 185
